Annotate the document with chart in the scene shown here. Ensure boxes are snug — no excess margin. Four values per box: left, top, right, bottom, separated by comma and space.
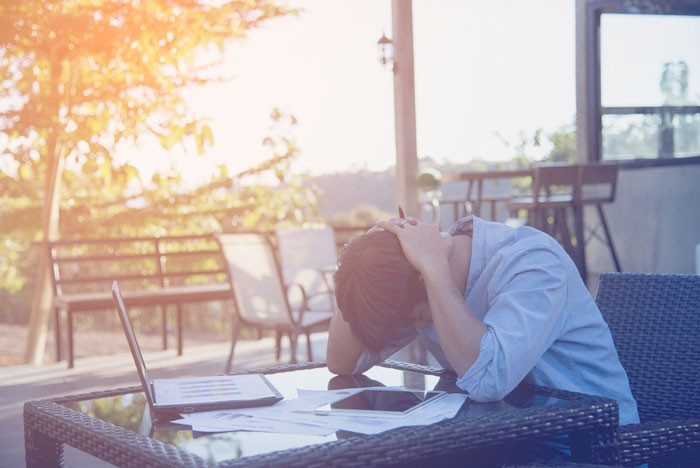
113, 281, 283, 418
153, 374, 281, 406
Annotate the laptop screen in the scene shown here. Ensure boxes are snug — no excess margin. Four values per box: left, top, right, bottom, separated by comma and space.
112, 281, 157, 409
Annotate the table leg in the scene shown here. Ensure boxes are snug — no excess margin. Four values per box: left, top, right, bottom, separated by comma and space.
54, 307, 62, 362
573, 204, 588, 283
489, 200, 497, 221
160, 304, 168, 351
570, 427, 619, 465
597, 205, 622, 272
554, 207, 575, 254
67, 310, 74, 369
25, 425, 64, 468
176, 304, 183, 356
475, 179, 484, 217
569, 429, 592, 462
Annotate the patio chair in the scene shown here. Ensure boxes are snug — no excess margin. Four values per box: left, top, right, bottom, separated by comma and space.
595, 272, 700, 467
506, 164, 580, 265
575, 164, 622, 275
274, 226, 338, 311
217, 233, 332, 373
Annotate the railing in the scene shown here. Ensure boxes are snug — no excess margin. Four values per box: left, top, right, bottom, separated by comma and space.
430, 169, 533, 226
602, 105, 700, 160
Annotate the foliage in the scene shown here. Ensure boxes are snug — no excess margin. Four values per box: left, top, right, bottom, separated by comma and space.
0, 108, 321, 325
328, 203, 393, 228
416, 167, 442, 194
503, 122, 577, 167
0, 1, 300, 330
546, 124, 577, 163
602, 113, 700, 160
602, 115, 660, 159
0, 0, 295, 171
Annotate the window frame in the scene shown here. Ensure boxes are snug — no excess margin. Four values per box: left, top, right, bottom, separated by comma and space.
584, 0, 700, 168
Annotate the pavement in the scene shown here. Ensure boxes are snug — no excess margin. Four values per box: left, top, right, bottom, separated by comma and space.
0, 334, 329, 468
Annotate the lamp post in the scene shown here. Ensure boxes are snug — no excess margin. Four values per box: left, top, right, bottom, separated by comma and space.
377, 32, 394, 71
378, 1, 418, 218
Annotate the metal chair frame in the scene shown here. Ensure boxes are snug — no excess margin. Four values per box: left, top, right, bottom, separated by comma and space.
507, 163, 622, 283
216, 233, 331, 373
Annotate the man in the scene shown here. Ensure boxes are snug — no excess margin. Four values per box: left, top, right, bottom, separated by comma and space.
327, 215, 639, 426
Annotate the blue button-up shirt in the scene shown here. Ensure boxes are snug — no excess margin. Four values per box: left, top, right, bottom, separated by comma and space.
355, 216, 639, 425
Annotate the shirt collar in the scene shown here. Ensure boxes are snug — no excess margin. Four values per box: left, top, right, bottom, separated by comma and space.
449, 215, 484, 297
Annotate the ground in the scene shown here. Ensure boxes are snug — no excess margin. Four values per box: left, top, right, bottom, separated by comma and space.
0, 322, 225, 367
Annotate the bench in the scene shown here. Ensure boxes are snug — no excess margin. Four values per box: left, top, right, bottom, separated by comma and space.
47, 235, 232, 368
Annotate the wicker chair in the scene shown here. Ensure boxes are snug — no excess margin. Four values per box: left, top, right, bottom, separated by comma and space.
595, 272, 700, 467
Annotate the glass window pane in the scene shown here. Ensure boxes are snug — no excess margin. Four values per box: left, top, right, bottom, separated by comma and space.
674, 114, 700, 157
602, 114, 660, 161
600, 14, 700, 107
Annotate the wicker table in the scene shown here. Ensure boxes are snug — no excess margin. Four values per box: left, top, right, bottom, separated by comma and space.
24, 361, 619, 467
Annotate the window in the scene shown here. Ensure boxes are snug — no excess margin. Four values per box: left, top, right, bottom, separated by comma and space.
585, 0, 700, 165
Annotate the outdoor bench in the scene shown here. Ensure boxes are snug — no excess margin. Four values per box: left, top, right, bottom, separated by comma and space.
47, 235, 232, 368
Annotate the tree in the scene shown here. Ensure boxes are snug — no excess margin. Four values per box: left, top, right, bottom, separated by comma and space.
0, 108, 321, 348
501, 122, 577, 167
0, 0, 295, 364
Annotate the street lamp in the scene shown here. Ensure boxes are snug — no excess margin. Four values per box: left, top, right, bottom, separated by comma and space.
377, 32, 394, 71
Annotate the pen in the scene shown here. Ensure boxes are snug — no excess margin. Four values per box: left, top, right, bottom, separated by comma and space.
398, 206, 405, 219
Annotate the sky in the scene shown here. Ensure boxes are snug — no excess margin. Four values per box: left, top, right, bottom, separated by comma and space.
115, 0, 699, 186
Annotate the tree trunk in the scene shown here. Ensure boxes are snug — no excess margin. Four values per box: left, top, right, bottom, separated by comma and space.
24, 49, 66, 365
24, 143, 64, 365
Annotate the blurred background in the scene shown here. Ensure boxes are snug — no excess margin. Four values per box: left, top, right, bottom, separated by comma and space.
1, 0, 699, 366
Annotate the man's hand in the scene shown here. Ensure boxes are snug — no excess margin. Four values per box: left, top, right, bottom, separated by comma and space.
367, 215, 418, 234
376, 218, 486, 378
375, 220, 449, 278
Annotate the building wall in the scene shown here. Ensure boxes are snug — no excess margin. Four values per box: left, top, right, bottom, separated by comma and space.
586, 163, 700, 277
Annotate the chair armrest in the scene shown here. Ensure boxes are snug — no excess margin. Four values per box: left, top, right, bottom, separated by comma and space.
285, 282, 307, 302
284, 282, 310, 323
618, 419, 700, 466
286, 267, 336, 311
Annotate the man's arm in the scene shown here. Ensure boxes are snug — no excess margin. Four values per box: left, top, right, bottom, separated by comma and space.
376, 220, 486, 377
457, 248, 568, 399
422, 267, 486, 376
327, 216, 414, 375
326, 309, 365, 375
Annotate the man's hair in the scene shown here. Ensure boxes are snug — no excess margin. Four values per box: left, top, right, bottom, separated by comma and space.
334, 231, 426, 353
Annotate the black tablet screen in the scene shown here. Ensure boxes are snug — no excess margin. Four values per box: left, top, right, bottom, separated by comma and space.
330, 389, 443, 413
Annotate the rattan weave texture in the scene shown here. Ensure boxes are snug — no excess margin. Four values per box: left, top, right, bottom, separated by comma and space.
595, 272, 700, 467
24, 360, 619, 467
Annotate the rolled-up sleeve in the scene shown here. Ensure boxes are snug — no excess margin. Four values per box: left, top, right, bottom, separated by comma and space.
456, 245, 569, 401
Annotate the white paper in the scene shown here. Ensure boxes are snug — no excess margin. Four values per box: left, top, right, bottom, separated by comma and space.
259, 392, 469, 435
171, 387, 468, 436
153, 374, 277, 406
173, 413, 334, 436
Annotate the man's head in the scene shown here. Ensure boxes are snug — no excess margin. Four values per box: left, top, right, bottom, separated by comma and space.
334, 230, 427, 353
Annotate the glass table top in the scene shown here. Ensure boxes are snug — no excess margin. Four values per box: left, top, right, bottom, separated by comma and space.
61, 365, 566, 463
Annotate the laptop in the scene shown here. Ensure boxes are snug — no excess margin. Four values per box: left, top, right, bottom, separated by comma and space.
112, 281, 283, 420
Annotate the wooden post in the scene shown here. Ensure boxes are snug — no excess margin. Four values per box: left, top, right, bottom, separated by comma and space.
575, 0, 600, 165
391, 0, 419, 217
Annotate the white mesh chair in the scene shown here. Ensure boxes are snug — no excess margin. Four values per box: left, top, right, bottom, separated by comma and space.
275, 226, 338, 312
217, 233, 331, 373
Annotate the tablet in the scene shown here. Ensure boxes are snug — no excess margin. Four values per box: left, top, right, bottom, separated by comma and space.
315, 388, 447, 418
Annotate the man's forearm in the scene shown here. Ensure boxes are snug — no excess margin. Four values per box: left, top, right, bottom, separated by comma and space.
424, 273, 486, 377
326, 310, 364, 375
